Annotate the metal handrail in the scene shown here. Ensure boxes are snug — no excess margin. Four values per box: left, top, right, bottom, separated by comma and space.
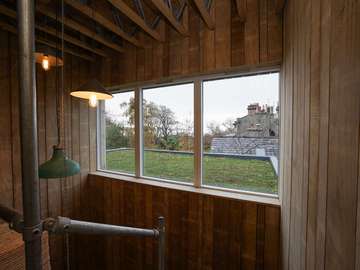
0, 204, 165, 270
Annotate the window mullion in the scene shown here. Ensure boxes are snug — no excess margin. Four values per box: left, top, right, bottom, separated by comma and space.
135, 87, 143, 177
97, 100, 106, 170
194, 79, 203, 188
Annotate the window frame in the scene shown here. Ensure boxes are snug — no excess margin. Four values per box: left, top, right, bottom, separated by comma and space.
97, 68, 281, 199
97, 88, 137, 177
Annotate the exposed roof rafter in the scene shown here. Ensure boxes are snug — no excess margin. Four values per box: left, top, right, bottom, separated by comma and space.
150, 0, 187, 36
64, 0, 143, 47
0, 21, 95, 62
192, 0, 214, 29
36, 4, 124, 53
0, 4, 107, 57
107, 0, 164, 42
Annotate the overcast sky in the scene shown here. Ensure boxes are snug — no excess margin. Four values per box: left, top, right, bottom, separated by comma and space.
105, 73, 279, 131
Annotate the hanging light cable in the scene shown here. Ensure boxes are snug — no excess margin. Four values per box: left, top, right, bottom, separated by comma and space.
35, 17, 63, 71
39, 0, 80, 179
70, 1, 112, 107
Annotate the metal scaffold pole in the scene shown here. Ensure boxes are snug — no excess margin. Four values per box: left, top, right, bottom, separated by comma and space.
17, 0, 42, 269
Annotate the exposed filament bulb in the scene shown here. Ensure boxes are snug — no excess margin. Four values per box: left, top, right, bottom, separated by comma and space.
89, 94, 98, 107
41, 55, 50, 71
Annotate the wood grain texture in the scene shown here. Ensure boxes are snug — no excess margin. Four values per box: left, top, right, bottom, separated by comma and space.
0, 30, 96, 270
281, 0, 360, 269
83, 173, 281, 270
103, 0, 282, 87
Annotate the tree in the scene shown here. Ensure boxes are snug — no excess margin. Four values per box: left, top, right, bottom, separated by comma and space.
222, 118, 236, 135
105, 117, 130, 149
155, 105, 178, 141
120, 98, 179, 149
121, 97, 159, 147
207, 122, 223, 136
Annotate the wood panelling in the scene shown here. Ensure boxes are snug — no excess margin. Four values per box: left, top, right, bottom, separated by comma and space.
82, 173, 281, 270
0, 29, 98, 270
280, 0, 360, 270
106, 0, 283, 86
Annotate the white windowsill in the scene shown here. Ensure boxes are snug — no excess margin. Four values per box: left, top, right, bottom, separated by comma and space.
90, 170, 280, 206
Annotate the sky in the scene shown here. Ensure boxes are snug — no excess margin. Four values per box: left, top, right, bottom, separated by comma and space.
105, 73, 279, 131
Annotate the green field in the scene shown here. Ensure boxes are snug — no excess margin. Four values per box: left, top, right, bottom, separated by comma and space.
106, 149, 278, 194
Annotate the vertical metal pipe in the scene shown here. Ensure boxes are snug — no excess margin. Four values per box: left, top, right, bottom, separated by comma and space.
17, 0, 42, 269
158, 217, 165, 270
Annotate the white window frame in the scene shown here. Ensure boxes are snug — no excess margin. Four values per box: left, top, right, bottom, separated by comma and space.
97, 68, 280, 200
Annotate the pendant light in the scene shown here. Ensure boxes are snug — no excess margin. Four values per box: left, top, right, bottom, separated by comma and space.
69, 1, 112, 107
70, 78, 113, 107
35, 17, 63, 71
39, 0, 80, 179
35, 45, 63, 71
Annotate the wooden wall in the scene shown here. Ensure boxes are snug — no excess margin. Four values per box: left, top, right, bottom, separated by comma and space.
105, 0, 283, 86
280, 0, 360, 270
0, 1, 284, 269
0, 29, 98, 270
80, 173, 281, 270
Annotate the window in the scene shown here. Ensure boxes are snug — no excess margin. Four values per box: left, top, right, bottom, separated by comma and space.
142, 83, 194, 183
203, 73, 279, 194
99, 91, 135, 175
98, 72, 279, 196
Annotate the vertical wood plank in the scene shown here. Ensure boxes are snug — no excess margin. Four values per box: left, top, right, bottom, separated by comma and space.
231, 2, 245, 67
259, 0, 268, 62
325, 0, 360, 269
241, 202, 257, 269
9, 34, 22, 212
200, 0, 215, 72
45, 67, 63, 270
214, 0, 231, 69
0, 31, 13, 208
264, 206, 280, 270
244, 0, 259, 64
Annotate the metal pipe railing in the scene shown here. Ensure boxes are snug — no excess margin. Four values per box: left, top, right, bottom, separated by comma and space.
0, 205, 166, 270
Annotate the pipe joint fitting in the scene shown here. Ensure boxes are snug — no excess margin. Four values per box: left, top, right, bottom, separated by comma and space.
22, 223, 43, 242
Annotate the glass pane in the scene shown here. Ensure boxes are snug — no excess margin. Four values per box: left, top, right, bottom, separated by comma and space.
142, 83, 194, 183
103, 91, 135, 175
203, 73, 279, 194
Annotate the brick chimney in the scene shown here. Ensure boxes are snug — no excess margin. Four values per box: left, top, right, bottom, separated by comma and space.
247, 103, 260, 115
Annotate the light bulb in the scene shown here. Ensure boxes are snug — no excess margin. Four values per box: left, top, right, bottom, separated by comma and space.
41, 55, 50, 71
89, 94, 97, 107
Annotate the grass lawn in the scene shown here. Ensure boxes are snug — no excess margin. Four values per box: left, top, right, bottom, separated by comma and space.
106, 149, 278, 194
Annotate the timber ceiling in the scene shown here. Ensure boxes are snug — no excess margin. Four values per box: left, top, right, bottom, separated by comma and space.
0, 0, 284, 62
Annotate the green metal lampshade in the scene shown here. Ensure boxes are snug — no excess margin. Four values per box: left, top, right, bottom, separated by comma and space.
39, 147, 80, 179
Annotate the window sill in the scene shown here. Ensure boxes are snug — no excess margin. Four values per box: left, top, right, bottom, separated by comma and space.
90, 170, 280, 206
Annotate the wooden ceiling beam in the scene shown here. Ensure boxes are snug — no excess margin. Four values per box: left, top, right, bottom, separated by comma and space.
192, 0, 214, 29
64, 0, 143, 47
36, 5, 124, 53
107, 0, 164, 42
0, 21, 95, 62
150, 0, 187, 36
0, 4, 107, 57
35, 24, 108, 57
235, 0, 246, 22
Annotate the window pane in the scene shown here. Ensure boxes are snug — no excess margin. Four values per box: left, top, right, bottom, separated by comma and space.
102, 91, 135, 175
142, 83, 194, 183
203, 73, 279, 194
